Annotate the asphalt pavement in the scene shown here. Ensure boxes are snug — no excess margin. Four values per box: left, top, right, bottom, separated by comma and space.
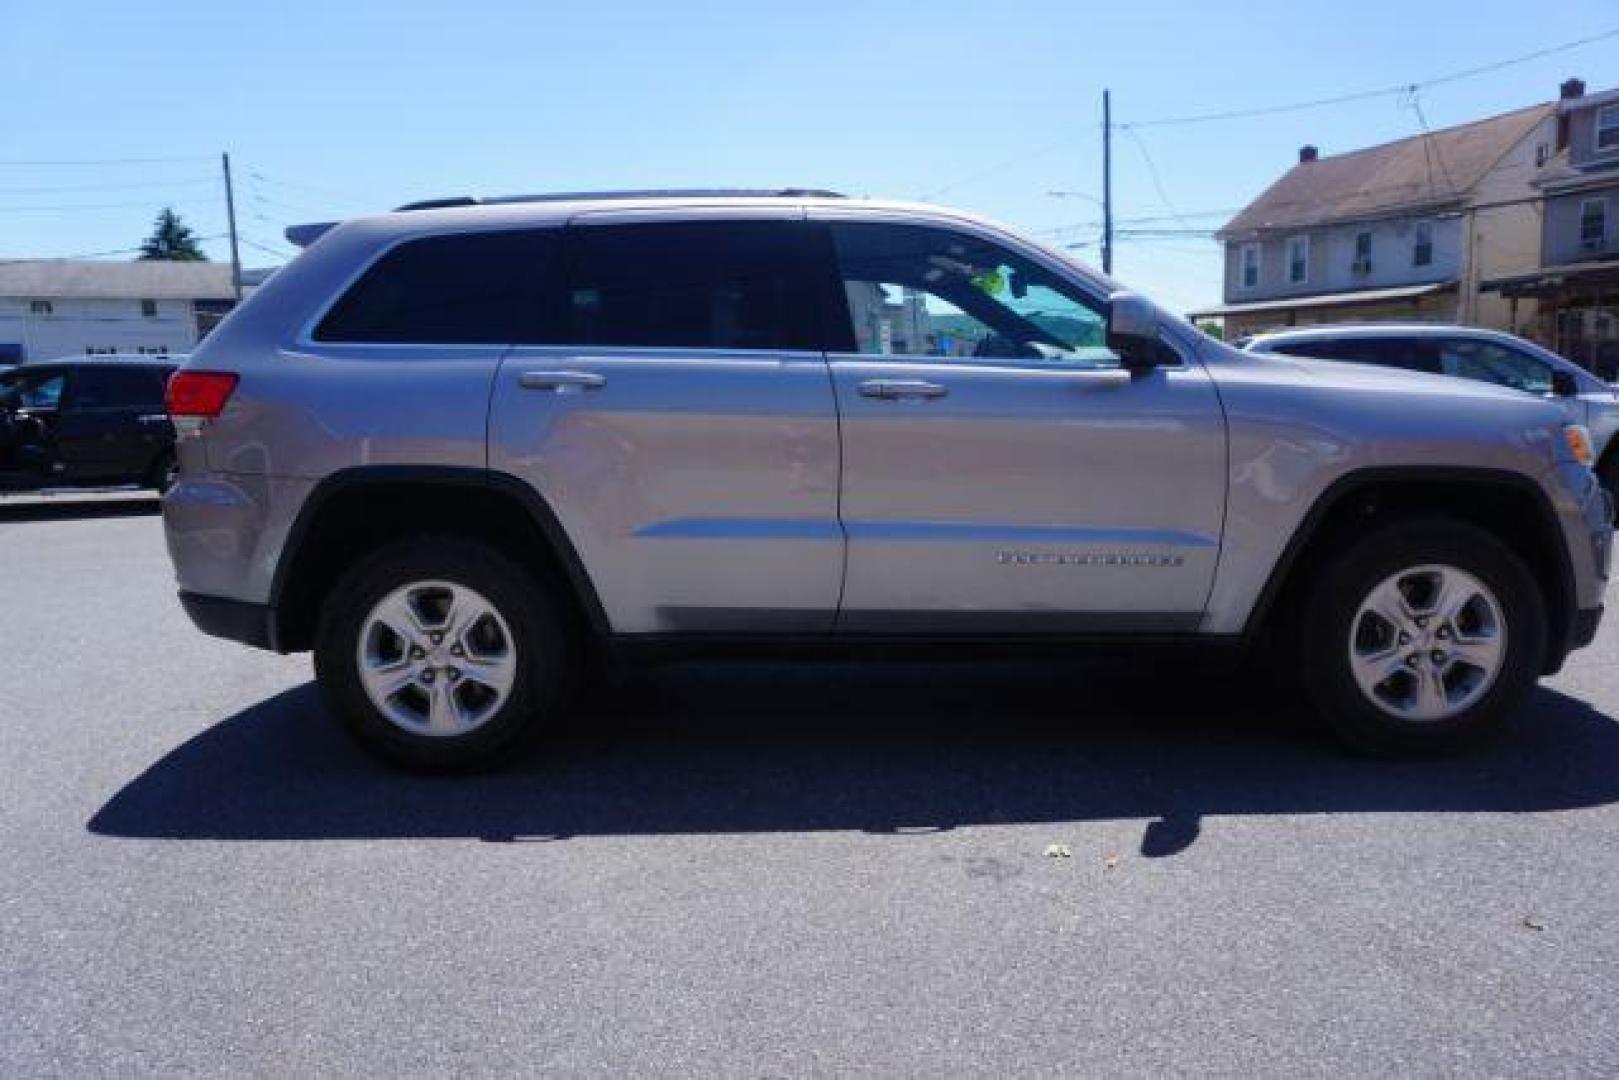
3, 498, 1619, 1075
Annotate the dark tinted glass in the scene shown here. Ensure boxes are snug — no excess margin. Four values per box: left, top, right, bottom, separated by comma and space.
315, 229, 564, 344
1270, 337, 1440, 374
70, 365, 168, 408
564, 221, 823, 351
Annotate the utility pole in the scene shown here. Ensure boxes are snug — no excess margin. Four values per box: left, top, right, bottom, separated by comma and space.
222, 152, 243, 301
1101, 89, 1114, 275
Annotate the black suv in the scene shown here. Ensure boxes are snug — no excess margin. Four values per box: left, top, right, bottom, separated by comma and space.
0, 357, 180, 493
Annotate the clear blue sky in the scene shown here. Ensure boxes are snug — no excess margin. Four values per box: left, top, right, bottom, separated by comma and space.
1, 0, 1614, 312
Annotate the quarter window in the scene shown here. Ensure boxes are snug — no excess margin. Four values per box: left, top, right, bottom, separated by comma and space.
563, 220, 825, 351
315, 229, 565, 344
825, 222, 1116, 364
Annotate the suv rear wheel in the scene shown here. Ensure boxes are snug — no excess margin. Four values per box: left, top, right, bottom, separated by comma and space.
1299, 519, 1545, 753
313, 536, 571, 770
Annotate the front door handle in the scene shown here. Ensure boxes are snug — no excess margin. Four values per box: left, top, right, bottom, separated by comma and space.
858, 379, 947, 401
519, 371, 606, 393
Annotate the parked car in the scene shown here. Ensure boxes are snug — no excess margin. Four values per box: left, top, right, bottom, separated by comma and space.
161, 190, 1611, 768
0, 356, 181, 493
1243, 325, 1619, 502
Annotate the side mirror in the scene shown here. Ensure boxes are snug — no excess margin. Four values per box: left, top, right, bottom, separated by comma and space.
1107, 291, 1162, 366
1551, 369, 1579, 397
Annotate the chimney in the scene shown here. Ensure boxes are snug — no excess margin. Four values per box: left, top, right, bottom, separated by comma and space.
1556, 78, 1584, 151
1298, 145, 1319, 164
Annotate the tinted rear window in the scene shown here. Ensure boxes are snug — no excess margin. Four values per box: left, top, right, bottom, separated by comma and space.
1269, 337, 1440, 374
315, 229, 564, 344
69, 365, 169, 408
564, 220, 824, 351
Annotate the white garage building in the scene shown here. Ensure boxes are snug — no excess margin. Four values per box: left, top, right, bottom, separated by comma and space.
0, 260, 255, 364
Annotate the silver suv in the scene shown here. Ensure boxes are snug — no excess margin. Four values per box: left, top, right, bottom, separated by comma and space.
1243, 325, 1619, 504
161, 190, 1612, 768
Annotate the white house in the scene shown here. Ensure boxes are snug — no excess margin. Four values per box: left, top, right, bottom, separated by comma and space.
0, 260, 257, 364
1191, 87, 1578, 339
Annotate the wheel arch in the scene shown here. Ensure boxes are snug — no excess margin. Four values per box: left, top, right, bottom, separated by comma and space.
269, 465, 609, 653
1244, 466, 1576, 674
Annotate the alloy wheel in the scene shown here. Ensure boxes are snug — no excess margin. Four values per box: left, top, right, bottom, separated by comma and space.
1347, 563, 1506, 723
356, 580, 518, 736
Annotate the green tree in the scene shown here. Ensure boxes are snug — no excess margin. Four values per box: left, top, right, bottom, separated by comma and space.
1195, 319, 1224, 341
138, 207, 207, 261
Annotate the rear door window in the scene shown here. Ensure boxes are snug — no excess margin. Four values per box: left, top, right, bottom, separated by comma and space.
562, 220, 827, 351
315, 229, 565, 344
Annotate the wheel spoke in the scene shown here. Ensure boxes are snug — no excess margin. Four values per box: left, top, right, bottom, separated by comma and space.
365, 661, 419, 701
1448, 632, 1503, 673
1364, 580, 1416, 637
372, 593, 429, 652
1428, 569, 1474, 624
1413, 667, 1451, 718
1351, 644, 1407, 689
461, 652, 516, 695
425, 682, 463, 734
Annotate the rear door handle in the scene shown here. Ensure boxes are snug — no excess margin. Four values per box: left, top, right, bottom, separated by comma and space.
858, 379, 947, 401
137, 413, 170, 425
519, 371, 606, 393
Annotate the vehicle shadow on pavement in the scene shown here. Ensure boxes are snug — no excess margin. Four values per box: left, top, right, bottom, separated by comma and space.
89, 661, 1619, 858
0, 496, 159, 522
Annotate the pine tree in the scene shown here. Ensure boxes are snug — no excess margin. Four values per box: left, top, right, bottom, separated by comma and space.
138, 207, 207, 261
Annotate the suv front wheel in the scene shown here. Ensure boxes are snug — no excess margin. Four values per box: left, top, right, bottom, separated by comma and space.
1299, 519, 1546, 753
314, 536, 571, 770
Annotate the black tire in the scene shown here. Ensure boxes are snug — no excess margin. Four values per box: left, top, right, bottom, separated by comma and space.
146, 450, 178, 494
313, 535, 573, 771
1298, 518, 1546, 755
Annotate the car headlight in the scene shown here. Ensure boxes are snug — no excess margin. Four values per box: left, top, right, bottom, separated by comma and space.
1563, 424, 1595, 467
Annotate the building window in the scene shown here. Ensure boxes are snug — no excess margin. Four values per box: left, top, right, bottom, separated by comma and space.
29, 300, 52, 315
1597, 105, 1619, 154
140, 299, 157, 317
1286, 235, 1309, 285
1412, 221, 1434, 267
1238, 243, 1260, 290
1352, 231, 1372, 274
1581, 198, 1609, 251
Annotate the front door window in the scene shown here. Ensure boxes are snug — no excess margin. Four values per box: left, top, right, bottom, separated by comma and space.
826, 222, 1119, 365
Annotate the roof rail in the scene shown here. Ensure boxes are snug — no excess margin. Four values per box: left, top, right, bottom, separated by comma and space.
392, 188, 845, 212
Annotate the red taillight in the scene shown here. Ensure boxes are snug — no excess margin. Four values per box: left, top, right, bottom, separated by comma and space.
166, 371, 238, 418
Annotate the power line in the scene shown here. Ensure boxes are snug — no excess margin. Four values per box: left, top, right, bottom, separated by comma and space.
0, 176, 217, 196
0, 199, 218, 214
0, 234, 231, 264
1121, 26, 1619, 129
0, 153, 215, 166
1122, 126, 1194, 231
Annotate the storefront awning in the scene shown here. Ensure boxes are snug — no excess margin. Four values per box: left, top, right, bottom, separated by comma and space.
1186, 281, 1456, 319
1481, 260, 1619, 298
